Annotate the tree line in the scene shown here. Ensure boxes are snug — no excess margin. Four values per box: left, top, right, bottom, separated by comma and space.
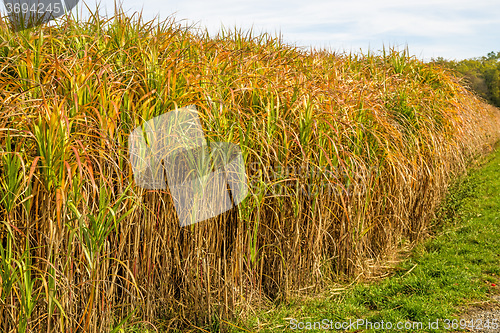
432, 51, 500, 107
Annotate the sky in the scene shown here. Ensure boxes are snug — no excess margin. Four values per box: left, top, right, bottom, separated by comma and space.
3, 0, 500, 61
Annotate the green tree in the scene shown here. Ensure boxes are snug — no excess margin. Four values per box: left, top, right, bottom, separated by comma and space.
432, 51, 500, 107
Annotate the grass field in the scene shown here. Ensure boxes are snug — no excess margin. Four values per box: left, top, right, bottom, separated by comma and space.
0, 8, 500, 332
230, 144, 500, 332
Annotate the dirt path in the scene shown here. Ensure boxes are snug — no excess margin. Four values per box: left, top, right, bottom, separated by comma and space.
456, 295, 500, 332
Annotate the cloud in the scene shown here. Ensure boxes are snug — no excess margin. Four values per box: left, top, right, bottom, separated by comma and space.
6, 0, 496, 60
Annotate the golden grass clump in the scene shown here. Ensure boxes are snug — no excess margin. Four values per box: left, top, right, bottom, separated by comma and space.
0, 9, 500, 332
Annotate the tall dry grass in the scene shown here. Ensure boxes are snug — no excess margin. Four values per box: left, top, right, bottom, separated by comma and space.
0, 8, 499, 332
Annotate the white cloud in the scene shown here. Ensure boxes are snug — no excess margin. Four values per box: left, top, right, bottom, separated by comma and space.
2, 0, 498, 59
